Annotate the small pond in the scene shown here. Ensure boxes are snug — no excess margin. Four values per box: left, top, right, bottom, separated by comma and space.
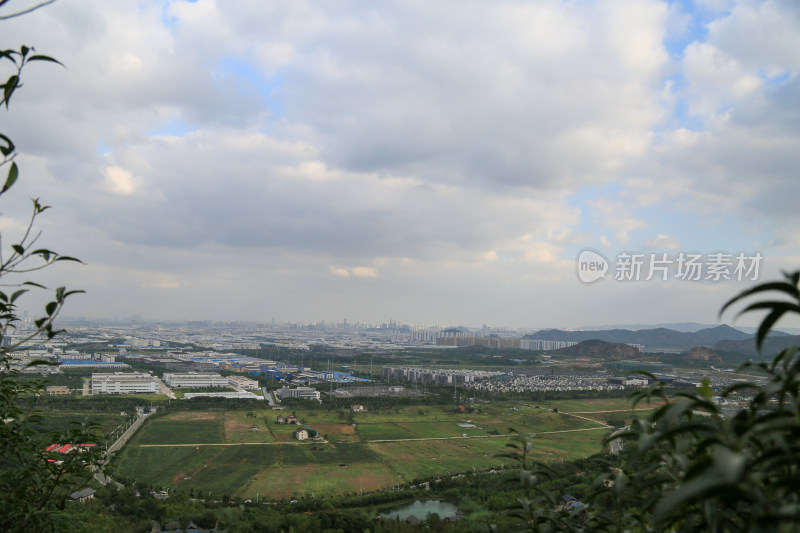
380, 500, 458, 521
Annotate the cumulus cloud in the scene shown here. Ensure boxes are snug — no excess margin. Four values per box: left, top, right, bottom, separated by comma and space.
104, 166, 139, 195
644, 234, 682, 250
1, 0, 797, 324
351, 267, 378, 278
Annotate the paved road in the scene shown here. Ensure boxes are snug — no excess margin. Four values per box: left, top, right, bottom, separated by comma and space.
95, 407, 156, 488
263, 387, 276, 406
107, 407, 155, 454
154, 376, 176, 399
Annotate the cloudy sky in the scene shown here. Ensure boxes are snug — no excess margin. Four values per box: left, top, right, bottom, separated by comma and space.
2, 0, 799, 328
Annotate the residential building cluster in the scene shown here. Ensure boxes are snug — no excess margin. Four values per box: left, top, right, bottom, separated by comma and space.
519, 339, 578, 351
382, 366, 503, 385
467, 368, 625, 394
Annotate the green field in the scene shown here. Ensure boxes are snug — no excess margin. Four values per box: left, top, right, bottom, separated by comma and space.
114, 398, 654, 500
31, 411, 130, 441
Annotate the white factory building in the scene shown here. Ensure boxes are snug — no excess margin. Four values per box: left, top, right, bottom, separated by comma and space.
163, 372, 229, 388
91, 372, 158, 395
227, 375, 260, 390
277, 386, 321, 401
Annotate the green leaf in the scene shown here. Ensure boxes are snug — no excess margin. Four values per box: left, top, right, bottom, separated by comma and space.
53, 255, 83, 263
32, 198, 50, 213
11, 243, 24, 255
27, 54, 64, 67
3, 74, 19, 107
3, 161, 18, 193
45, 301, 57, 315
654, 447, 747, 524
0, 132, 14, 156
9, 289, 27, 303
720, 275, 800, 317
30, 248, 51, 261
62, 289, 85, 298
756, 307, 795, 351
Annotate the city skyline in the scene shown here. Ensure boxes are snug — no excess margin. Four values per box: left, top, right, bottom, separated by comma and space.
4, 0, 800, 328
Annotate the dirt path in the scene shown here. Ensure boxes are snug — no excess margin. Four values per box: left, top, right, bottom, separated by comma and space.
140, 441, 308, 447
138, 425, 611, 448
567, 407, 659, 414
559, 412, 611, 427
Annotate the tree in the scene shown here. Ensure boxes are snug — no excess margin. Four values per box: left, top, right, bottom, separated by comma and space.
0, 6, 102, 531
501, 271, 800, 532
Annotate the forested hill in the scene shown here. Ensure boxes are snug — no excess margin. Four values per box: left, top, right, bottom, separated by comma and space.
528, 324, 753, 350
713, 335, 800, 356
550, 340, 641, 359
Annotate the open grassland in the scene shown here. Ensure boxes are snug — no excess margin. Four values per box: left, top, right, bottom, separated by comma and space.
114, 397, 638, 499
574, 408, 658, 423
536, 397, 662, 412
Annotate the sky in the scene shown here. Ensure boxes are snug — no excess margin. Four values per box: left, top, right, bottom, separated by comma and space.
1, 0, 799, 328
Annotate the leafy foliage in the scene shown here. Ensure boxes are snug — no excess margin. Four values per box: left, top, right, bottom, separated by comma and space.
501, 271, 800, 532
0, 13, 103, 533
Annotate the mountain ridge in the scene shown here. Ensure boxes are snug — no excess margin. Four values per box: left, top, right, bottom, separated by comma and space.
528, 324, 753, 350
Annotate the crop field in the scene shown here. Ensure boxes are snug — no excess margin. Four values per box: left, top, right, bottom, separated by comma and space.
31, 411, 129, 440
134, 414, 224, 445
114, 397, 653, 499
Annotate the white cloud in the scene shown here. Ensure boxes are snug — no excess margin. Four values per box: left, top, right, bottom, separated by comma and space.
330, 267, 350, 277
586, 197, 648, 246
1, 0, 797, 324
351, 267, 378, 278
104, 166, 138, 195
142, 275, 180, 289
330, 266, 378, 278
644, 234, 682, 250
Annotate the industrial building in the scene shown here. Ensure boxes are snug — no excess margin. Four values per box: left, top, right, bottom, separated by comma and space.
227, 375, 259, 390
91, 372, 158, 395
162, 372, 229, 388
277, 386, 321, 401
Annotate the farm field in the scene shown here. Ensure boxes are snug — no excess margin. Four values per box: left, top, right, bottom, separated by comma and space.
31, 410, 130, 442
114, 398, 657, 500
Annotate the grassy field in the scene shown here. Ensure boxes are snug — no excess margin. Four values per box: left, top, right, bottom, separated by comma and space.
31, 411, 130, 441
114, 397, 655, 499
